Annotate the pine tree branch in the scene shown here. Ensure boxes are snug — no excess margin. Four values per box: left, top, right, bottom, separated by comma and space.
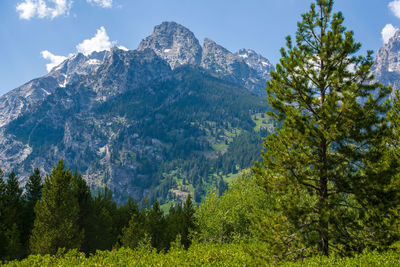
289, 168, 320, 192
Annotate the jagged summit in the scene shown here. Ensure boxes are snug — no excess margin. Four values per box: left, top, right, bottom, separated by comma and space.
137, 21, 202, 69
201, 37, 238, 74
136, 21, 273, 96
374, 30, 400, 74
235, 49, 273, 80
372, 30, 400, 92
201, 38, 272, 96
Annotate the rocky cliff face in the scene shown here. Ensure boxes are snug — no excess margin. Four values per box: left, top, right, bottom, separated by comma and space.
138, 22, 273, 96
0, 51, 108, 128
372, 30, 400, 92
201, 39, 272, 96
137, 21, 202, 69
236, 48, 273, 81
0, 22, 273, 203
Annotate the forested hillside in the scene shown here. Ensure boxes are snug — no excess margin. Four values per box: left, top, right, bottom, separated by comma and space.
5, 65, 272, 205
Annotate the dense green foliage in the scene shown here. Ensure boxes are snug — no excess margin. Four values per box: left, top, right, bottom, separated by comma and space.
30, 160, 83, 255
4, 245, 400, 266
195, 175, 267, 244
253, 0, 400, 258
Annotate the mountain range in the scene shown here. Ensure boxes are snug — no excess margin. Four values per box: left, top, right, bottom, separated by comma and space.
0, 22, 274, 204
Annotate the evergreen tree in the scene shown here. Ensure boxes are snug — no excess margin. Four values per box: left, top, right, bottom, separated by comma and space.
25, 169, 42, 204
146, 200, 165, 251
4, 223, 23, 260
22, 168, 42, 253
165, 204, 177, 245
165, 204, 185, 249
30, 160, 83, 255
0, 169, 7, 259
5, 171, 23, 222
86, 187, 116, 252
71, 170, 92, 254
217, 177, 228, 196
115, 198, 141, 247
182, 194, 196, 248
253, 0, 399, 257
4, 171, 24, 259
120, 210, 146, 249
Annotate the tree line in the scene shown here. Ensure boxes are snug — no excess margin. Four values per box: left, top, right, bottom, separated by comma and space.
0, 160, 195, 261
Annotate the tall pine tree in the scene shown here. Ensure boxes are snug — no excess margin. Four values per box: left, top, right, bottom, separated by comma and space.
22, 168, 42, 254
4, 171, 23, 226
120, 209, 146, 249
86, 187, 116, 252
30, 160, 83, 255
4, 171, 24, 259
71, 170, 92, 254
182, 194, 196, 249
253, 0, 400, 257
146, 200, 165, 251
0, 169, 7, 260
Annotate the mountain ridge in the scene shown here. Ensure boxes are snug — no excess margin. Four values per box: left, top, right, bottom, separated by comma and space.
0, 21, 273, 204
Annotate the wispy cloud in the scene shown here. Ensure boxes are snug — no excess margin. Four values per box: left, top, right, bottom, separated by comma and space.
76, 26, 115, 56
41, 50, 67, 72
389, 0, 400, 19
16, 0, 113, 20
16, 0, 73, 20
86, 0, 113, 8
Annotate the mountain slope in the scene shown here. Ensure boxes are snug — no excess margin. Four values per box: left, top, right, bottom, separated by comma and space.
0, 22, 273, 204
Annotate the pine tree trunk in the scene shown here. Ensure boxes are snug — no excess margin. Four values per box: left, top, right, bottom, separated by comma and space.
319, 176, 329, 256
319, 139, 329, 256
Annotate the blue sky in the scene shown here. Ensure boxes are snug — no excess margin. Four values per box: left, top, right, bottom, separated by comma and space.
0, 0, 399, 95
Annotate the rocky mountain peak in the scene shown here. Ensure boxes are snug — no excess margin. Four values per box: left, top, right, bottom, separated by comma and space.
235, 49, 273, 80
201, 37, 239, 74
372, 30, 400, 91
200, 38, 272, 96
374, 30, 400, 74
137, 21, 202, 69
0, 48, 119, 128
51, 50, 108, 87
137, 22, 274, 96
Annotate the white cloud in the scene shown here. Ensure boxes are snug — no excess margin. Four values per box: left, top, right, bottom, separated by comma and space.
16, 0, 72, 20
87, 0, 113, 8
76, 26, 115, 56
16, 0, 36, 19
41, 26, 128, 72
382, 24, 399, 44
118, 46, 129, 51
17, 0, 113, 20
41, 50, 67, 72
389, 0, 400, 19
